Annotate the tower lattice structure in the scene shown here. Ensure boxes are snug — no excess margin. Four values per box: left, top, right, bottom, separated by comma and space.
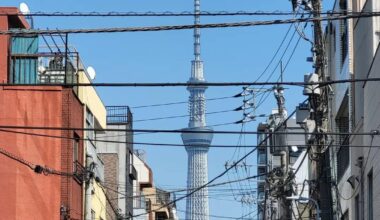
181, 0, 213, 219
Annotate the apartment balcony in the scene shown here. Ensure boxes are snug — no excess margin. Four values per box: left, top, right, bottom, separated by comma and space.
257, 151, 267, 166
9, 52, 79, 85
8, 35, 80, 94
257, 174, 267, 182
257, 167, 267, 182
73, 160, 86, 184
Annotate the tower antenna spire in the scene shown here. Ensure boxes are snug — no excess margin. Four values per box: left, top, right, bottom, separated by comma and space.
194, 0, 201, 61
181, 0, 213, 219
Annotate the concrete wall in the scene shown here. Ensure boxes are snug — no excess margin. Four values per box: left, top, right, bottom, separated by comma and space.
97, 123, 134, 217
324, 0, 380, 219
360, 22, 380, 220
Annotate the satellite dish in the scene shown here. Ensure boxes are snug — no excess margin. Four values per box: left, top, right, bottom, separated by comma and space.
291, 146, 299, 152
19, 3, 30, 15
87, 66, 96, 80
38, 65, 46, 74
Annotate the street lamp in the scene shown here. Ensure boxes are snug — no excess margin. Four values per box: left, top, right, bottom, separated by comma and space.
286, 196, 320, 220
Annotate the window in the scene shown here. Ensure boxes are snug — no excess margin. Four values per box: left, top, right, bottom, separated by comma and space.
86, 108, 94, 140
258, 167, 266, 181
368, 170, 373, 220
258, 149, 266, 164
10, 36, 39, 84
340, 0, 348, 67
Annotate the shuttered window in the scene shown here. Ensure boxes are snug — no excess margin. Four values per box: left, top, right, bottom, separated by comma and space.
10, 35, 39, 84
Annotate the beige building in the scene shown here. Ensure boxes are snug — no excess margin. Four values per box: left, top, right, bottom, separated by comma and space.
133, 151, 178, 220
76, 60, 113, 220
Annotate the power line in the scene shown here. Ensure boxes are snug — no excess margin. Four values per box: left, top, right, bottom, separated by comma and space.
2, 127, 378, 149
3, 77, 379, 87
255, 21, 303, 107
175, 209, 255, 220
0, 124, 378, 136
130, 101, 307, 219
134, 109, 237, 123
0, 10, 365, 17
3, 13, 380, 35
100, 173, 266, 200
0, 146, 73, 176
131, 95, 234, 109
129, 173, 268, 219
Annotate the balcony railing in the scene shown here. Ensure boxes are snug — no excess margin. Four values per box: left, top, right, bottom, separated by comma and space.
133, 194, 147, 209
9, 52, 79, 85
73, 160, 86, 183
106, 106, 132, 124
337, 138, 349, 182
258, 151, 267, 165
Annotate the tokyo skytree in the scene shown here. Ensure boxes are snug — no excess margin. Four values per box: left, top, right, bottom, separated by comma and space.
181, 0, 213, 219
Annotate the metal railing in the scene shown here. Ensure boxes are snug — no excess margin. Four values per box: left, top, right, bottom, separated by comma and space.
73, 160, 86, 183
9, 52, 79, 85
106, 106, 131, 124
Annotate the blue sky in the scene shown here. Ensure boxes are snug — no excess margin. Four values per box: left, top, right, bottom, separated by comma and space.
3, 0, 334, 219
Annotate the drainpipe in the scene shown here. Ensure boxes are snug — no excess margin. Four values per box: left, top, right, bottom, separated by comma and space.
85, 155, 94, 220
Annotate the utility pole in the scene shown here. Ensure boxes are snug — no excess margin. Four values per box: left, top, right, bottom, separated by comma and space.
274, 62, 292, 220
307, 0, 331, 218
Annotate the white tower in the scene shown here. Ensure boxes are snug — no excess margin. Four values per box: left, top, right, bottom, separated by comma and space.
181, 0, 213, 219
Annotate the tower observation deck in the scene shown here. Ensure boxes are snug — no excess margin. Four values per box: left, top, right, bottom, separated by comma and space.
181, 0, 213, 219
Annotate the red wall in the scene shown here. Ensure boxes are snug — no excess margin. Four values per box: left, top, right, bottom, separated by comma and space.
0, 87, 85, 220
0, 86, 64, 219
0, 8, 85, 220
60, 88, 84, 220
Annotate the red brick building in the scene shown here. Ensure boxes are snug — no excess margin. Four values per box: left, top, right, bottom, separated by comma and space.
0, 8, 84, 220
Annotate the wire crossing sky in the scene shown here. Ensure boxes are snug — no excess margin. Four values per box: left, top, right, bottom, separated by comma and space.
1, 0, 337, 219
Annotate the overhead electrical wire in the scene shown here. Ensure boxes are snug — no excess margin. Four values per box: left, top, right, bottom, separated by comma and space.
2, 77, 378, 87
0, 10, 368, 17
99, 173, 268, 199
255, 11, 308, 108
1, 124, 379, 136
0, 146, 73, 176
130, 101, 306, 219
335, 131, 378, 200
130, 95, 234, 109
175, 208, 255, 220
3, 13, 380, 35
134, 109, 236, 123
